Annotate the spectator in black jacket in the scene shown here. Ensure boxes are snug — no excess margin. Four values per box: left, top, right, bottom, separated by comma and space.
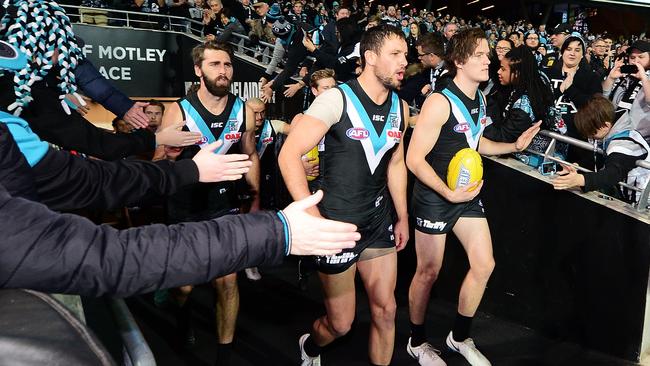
544, 35, 602, 168
398, 33, 448, 109
483, 47, 554, 142
0, 182, 360, 297
304, 18, 361, 83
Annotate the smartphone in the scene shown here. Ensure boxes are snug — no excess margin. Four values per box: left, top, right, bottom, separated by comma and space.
620, 64, 638, 74
539, 161, 557, 176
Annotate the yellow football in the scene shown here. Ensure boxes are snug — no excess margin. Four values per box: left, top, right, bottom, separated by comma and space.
446, 148, 483, 191
304, 146, 319, 182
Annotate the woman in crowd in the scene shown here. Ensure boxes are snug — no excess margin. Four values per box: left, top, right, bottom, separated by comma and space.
484, 47, 555, 142
407, 22, 422, 64
543, 35, 602, 167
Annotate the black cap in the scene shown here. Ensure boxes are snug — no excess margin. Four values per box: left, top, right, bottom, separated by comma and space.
628, 40, 650, 54
551, 23, 572, 35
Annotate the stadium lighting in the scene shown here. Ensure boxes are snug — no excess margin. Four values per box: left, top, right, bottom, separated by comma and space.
467, 0, 480, 4
437, 5, 448, 11
481, 4, 494, 10
403, 3, 410, 6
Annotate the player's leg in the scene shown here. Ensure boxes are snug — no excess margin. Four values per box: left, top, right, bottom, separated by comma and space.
446, 216, 494, 366
300, 264, 357, 364
407, 231, 448, 365
212, 273, 240, 365
357, 250, 397, 365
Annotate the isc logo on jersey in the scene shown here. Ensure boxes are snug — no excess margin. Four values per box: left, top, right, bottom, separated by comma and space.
346, 127, 369, 140
225, 132, 242, 142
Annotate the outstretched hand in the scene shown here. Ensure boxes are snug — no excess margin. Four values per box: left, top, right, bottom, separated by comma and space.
155, 121, 203, 147
192, 140, 253, 182
515, 121, 542, 152
123, 102, 150, 129
282, 190, 360, 256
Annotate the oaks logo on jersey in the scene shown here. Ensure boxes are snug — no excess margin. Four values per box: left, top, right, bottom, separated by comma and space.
224, 132, 242, 142
262, 136, 274, 144
453, 123, 470, 133
346, 127, 369, 140
388, 129, 402, 141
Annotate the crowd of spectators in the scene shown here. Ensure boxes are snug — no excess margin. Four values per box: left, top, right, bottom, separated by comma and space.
71, 0, 650, 202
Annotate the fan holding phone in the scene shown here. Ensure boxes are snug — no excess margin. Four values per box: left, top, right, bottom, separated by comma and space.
602, 40, 650, 141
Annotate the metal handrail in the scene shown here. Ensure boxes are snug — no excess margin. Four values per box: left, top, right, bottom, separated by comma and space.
62, 4, 204, 33
109, 298, 156, 366
525, 129, 650, 212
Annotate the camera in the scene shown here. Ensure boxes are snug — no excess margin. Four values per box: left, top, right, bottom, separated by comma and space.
620, 64, 639, 74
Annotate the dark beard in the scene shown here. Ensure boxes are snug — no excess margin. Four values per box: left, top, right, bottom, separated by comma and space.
203, 75, 230, 97
378, 74, 400, 90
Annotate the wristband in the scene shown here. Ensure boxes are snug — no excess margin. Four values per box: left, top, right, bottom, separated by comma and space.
276, 210, 292, 255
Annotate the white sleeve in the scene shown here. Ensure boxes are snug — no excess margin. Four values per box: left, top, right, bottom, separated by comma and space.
304, 88, 344, 128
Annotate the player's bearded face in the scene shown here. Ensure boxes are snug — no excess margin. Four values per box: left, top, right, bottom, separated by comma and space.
373, 37, 408, 90
202, 71, 231, 97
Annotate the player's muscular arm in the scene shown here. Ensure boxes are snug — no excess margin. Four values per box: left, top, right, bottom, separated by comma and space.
243, 105, 261, 212
406, 93, 452, 198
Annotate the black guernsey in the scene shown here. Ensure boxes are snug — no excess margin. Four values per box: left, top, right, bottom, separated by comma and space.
319, 79, 404, 227
168, 92, 247, 221
415, 80, 487, 193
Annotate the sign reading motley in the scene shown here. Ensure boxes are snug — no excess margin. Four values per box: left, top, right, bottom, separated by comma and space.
72, 24, 198, 97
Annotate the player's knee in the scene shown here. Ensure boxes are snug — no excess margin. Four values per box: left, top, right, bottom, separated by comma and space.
471, 257, 495, 282
214, 275, 238, 295
415, 265, 441, 284
328, 316, 354, 337
371, 298, 396, 327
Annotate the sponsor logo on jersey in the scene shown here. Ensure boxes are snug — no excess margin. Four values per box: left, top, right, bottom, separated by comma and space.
262, 136, 274, 144
372, 115, 385, 122
480, 116, 487, 125
375, 195, 383, 207
210, 122, 224, 128
387, 129, 402, 141
471, 108, 479, 114
324, 252, 358, 264
224, 132, 242, 142
453, 123, 470, 133
346, 127, 370, 140
415, 217, 447, 231
198, 136, 209, 144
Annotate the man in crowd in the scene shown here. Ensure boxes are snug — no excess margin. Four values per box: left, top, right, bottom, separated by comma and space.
541, 22, 572, 69
399, 33, 449, 108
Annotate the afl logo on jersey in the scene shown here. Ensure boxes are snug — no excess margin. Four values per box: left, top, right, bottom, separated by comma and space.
346, 127, 369, 140
225, 132, 242, 142
198, 136, 209, 145
453, 123, 470, 133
